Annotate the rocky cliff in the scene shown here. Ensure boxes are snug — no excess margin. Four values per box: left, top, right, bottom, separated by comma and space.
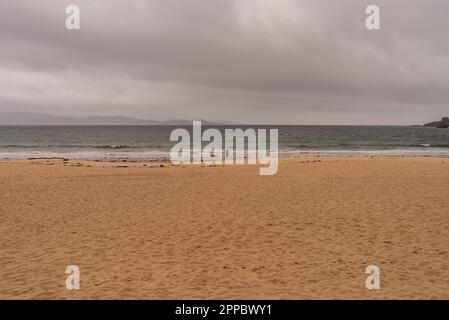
424, 117, 449, 128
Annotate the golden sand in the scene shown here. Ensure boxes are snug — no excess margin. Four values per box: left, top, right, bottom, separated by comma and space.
0, 157, 448, 299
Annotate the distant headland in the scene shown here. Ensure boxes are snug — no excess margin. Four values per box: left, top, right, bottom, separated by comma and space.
424, 117, 449, 128
0, 112, 230, 126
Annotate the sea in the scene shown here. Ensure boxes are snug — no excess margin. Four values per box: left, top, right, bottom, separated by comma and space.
0, 125, 449, 160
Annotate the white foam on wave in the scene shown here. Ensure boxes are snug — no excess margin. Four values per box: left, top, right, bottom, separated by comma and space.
1, 148, 449, 160
279, 148, 449, 157
0, 150, 170, 160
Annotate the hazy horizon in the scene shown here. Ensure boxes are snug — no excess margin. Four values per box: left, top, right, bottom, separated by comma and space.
0, 111, 446, 126
1, 0, 449, 125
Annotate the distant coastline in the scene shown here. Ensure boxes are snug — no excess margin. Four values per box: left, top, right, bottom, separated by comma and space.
0, 112, 231, 126
1, 112, 449, 127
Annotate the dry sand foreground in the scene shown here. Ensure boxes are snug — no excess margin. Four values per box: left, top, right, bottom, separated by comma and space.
0, 157, 448, 299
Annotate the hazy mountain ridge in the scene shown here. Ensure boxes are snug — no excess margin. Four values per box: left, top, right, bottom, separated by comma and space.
0, 112, 228, 126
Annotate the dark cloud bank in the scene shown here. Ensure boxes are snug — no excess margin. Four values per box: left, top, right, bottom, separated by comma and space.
1, 0, 448, 124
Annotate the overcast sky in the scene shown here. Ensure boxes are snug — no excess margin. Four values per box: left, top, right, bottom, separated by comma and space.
1, 0, 448, 124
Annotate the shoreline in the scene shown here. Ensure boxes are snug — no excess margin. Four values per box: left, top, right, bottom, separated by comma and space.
1, 148, 449, 162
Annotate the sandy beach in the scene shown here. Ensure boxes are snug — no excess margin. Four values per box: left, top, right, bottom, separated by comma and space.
0, 157, 448, 299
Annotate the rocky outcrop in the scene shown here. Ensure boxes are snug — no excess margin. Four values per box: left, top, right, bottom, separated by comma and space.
424, 117, 449, 128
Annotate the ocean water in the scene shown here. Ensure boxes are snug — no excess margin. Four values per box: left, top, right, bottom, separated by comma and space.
0, 125, 449, 160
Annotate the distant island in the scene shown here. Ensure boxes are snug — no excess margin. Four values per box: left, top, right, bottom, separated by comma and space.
424, 117, 449, 128
0, 112, 230, 126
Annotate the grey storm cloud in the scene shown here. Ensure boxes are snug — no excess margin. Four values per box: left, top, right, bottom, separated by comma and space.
0, 0, 448, 124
